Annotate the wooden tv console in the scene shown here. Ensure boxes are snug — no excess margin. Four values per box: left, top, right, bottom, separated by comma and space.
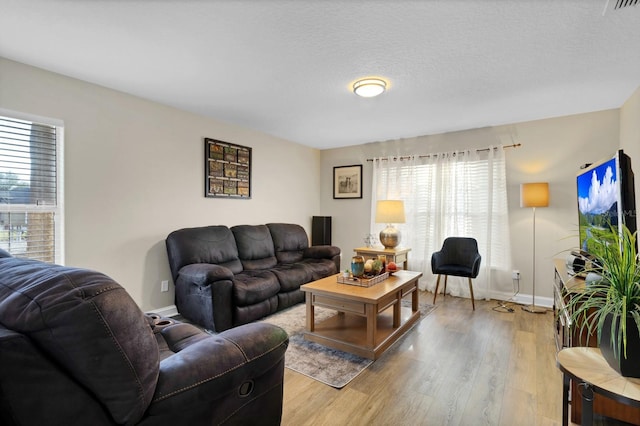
553, 259, 640, 425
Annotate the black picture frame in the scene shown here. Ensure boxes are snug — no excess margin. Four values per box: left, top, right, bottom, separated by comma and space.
333, 164, 363, 199
205, 138, 252, 199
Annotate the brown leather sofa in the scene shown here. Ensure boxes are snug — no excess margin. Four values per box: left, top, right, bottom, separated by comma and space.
166, 223, 341, 332
0, 250, 289, 426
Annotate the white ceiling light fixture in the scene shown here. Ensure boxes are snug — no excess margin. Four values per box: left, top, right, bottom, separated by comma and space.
353, 78, 387, 98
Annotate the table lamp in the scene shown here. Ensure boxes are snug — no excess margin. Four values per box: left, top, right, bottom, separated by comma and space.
375, 200, 406, 249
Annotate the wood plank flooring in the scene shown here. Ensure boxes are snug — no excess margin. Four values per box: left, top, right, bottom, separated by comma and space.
281, 291, 565, 426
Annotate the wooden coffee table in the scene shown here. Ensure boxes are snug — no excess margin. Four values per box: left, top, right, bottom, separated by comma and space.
300, 270, 423, 360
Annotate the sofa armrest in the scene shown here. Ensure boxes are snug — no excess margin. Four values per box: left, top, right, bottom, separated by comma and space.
431, 250, 444, 271
147, 323, 288, 421
0, 327, 113, 425
177, 263, 234, 286
471, 253, 482, 277
303, 245, 341, 259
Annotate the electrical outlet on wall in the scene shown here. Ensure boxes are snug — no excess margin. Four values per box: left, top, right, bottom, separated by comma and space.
512, 270, 520, 280
161, 280, 169, 292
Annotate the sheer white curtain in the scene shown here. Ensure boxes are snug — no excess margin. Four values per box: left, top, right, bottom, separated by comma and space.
371, 146, 512, 300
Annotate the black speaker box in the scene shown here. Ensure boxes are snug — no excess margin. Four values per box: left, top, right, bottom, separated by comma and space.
312, 216, 331, 246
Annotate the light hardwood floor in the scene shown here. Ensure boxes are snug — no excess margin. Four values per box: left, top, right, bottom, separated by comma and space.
281, 291, 565, 426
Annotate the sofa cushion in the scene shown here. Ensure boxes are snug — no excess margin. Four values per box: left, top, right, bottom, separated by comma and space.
232, 225, 278, 270
267, 223, 309, 264
271, 263, 312, 291
234, 296, 279, 327
277, 289, 305, 310
0, 257, 158, 425
233, 270, 280, 306
301, 258, 339, 280
166, 225, 243, 278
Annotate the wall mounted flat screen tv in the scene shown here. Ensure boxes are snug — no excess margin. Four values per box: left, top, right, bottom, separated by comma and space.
577, 149, 636, 253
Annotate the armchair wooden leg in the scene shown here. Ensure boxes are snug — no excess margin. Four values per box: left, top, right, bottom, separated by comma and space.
433, 275, 442, 304
468, 278, 475, 311
443, 275, 448, 297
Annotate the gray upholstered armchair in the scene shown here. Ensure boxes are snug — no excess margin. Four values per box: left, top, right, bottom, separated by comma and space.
0, 252, 288, 425
431, 237, 482, 310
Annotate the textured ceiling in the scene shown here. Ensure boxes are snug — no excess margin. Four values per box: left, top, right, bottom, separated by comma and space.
1, 1, 640, 149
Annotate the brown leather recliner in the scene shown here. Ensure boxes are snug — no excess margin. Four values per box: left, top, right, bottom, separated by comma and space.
0, 250, 288, 426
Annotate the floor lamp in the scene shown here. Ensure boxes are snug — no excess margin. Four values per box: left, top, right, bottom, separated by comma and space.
521, 182, 549, 314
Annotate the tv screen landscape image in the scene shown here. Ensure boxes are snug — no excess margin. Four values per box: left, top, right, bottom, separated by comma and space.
577, 150, 636, 253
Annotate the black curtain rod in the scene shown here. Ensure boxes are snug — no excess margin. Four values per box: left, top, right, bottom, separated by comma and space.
365, 143, 522, 162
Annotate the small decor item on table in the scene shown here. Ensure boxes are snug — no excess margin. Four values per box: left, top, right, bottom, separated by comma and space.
351, 255, 365, 278
364, 258, 374, 274
337, 271, 390, 287
386, 261, 398, 275
377, 255, 387, 272
364, 233, 377, 248
342, 269, 350, 278
372, 259, 383, 275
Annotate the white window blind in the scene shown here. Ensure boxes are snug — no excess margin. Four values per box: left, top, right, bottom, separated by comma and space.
0, 115, 62, 263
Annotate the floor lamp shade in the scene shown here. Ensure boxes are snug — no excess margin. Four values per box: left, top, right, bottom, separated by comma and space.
520, 182, 549, 314
520, 182, 549, 208
375, 200, 406, 249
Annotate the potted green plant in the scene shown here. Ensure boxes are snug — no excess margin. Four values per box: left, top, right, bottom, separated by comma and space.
566, 223, 640, 377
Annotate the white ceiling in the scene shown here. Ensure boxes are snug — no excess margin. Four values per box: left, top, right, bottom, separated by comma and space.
1, 1, 640, 150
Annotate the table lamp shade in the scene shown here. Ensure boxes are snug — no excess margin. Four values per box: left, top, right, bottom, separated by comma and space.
520, 183, 549, 208
375, 200, 406, 224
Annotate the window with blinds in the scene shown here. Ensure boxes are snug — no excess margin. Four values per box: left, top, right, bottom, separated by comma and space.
374, 150, 511, 271
0, 115, 62, 263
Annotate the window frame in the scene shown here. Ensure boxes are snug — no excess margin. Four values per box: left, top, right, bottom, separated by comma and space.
0, 108, 64, 264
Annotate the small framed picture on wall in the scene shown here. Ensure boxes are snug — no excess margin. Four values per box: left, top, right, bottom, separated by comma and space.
333, 164, 362, 199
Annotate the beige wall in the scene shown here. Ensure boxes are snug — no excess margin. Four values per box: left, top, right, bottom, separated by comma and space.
620, 85, 640, 233
0, 57, 321, 311
320, 110, 621, 304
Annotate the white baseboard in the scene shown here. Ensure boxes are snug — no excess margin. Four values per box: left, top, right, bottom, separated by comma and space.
488, 290, 553, 308
515, 294, 553, 309
147, 304, 178, 317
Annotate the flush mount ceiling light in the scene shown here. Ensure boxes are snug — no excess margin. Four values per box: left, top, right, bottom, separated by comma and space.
353, 78, 387, 98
